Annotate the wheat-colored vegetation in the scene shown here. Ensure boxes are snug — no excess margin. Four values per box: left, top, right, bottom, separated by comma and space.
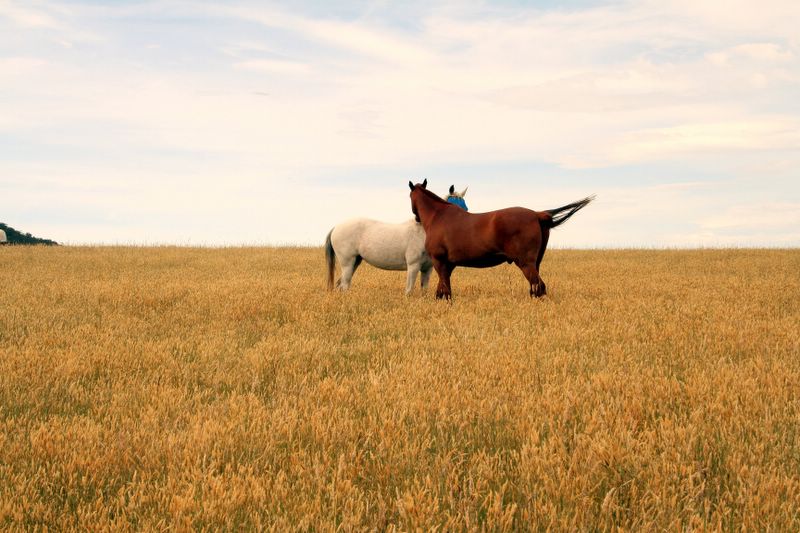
1, 246, 799, 530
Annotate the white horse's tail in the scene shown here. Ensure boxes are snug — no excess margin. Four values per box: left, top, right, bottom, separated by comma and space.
325, 228, 336, 290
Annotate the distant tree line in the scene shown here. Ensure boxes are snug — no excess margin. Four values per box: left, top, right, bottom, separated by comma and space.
0, 223, 58, 245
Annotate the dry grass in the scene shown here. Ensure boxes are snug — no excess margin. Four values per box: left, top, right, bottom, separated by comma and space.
1, 246, 799, 531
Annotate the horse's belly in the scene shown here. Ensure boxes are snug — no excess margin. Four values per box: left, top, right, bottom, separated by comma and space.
359, 244, 408, 270
362, 256, 407, 270
457, 254, 509, 268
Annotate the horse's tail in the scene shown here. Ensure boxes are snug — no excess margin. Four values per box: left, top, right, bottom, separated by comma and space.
540, 195, 595, 229
324, 228, 336, 290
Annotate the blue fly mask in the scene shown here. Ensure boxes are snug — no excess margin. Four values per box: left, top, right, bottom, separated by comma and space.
447, 196, 468, 210
446, 185, 469, 211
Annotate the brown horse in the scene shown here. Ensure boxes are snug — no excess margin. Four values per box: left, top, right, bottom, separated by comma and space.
409, 179, 594, 299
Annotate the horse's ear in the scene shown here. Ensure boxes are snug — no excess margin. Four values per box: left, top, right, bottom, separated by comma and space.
460, 186, 468, 197
422, 178, 427, 189
449, 185, 455, 194
408, 181, 414, 191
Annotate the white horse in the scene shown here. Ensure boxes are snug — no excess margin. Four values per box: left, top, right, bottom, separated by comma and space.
325, 180, 468, 294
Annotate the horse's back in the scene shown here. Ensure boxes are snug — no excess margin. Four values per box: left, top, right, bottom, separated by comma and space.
331, 218, 426, 270
430, 207, 544, 264
490, 207, 541, 230
360, 219, 425, 270
478, 207, 544, 246
330, 218, 368, 259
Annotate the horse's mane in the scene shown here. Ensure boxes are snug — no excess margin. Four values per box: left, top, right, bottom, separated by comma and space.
418, 187, 449, 205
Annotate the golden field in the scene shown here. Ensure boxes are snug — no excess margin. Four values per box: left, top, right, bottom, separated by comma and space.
1, 246, 799, 531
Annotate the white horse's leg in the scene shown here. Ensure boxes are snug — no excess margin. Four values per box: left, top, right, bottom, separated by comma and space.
420, 267, 432, 291
337, 254, 361, 291
405, 262, 421, 295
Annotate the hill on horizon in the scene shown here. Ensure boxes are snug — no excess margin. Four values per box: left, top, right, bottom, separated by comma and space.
0, 223, 58, 245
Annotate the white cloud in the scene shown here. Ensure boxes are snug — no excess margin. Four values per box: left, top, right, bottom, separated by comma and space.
701, 202, 800, 231
733, 43, 794, 62
0, 1, 57, 28
653, 0, 800, 42
233, 58, 310, 74
0, 0, 100, 42
0, 56, 47, 75
219, 5, 434, 66
570, 118, 800, 168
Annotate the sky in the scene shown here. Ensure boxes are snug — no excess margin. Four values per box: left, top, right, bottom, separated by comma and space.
1, 0, 799, 247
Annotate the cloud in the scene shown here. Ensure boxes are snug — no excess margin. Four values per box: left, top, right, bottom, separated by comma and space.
701, 202, 800, 231
733, 43, 794, 62
219, 4, 434, 66
653, 0, 800, 42
0, 56, 47, 75
565, 118, 800, 168
491, 63, 695, 113
233, 58, 310, 74
0, 0, 99, 42
0, 1, 57, 28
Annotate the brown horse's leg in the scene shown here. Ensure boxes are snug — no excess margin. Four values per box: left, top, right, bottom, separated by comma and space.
433, 259, 454, 300
518, 261, 546, 298
533, 227, 550, 297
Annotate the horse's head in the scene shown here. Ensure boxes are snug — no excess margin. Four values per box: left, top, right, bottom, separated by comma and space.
408, 179, 428, 222
408, 179, 454, 225
446, 184, 469, 211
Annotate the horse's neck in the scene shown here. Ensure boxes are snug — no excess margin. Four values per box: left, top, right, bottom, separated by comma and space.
418, 197, 448, 229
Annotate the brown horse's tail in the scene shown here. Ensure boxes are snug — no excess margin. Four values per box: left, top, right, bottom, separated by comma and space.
325, 228, 336, 290
540, 195, 595, 228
